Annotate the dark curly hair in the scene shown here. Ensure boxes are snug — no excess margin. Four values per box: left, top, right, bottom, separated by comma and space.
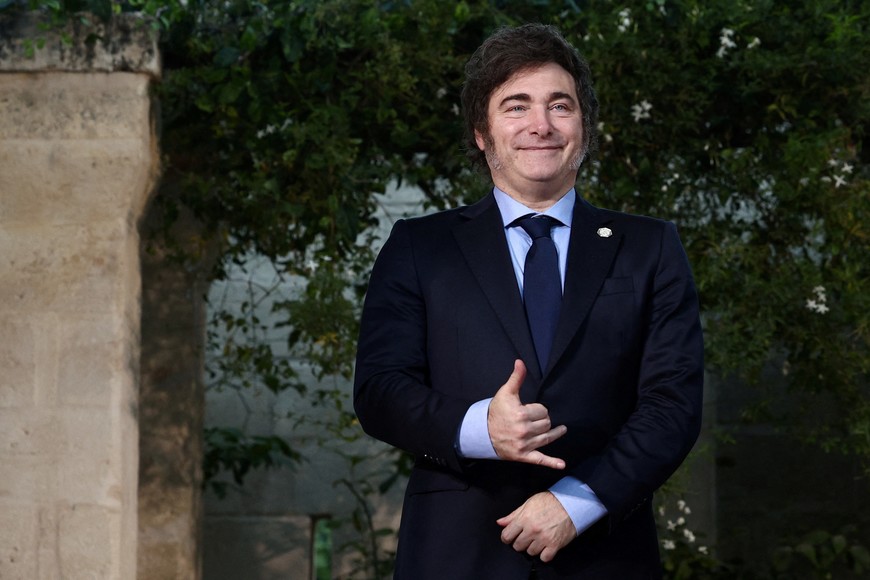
460, 23, 599, 174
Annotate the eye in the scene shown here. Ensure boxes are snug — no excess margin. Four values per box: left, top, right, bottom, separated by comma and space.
551, 103, 570, 112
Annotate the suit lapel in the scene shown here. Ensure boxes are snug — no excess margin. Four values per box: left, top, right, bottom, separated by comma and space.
546, 198, 622, 377
453, 195, 542, 391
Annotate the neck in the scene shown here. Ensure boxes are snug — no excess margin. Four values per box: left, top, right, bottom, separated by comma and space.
494, 183, 571, 211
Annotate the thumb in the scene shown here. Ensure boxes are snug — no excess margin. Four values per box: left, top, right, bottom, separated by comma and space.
498, 359, 526, 398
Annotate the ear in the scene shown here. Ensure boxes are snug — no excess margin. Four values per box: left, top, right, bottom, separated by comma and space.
474, 129, 486, 151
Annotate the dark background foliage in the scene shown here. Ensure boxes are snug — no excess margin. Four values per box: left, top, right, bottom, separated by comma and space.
5, 0, 867, 576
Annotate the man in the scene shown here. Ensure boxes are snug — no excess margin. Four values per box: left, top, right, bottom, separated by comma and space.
354, 23, 703, 579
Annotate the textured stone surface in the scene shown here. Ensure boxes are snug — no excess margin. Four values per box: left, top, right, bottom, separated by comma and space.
0, 504, 37, 580
0, 12, 158, 580
137, 207, 211, 580
0, 13, 159, 76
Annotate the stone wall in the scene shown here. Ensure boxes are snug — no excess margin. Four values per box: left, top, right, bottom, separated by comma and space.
0, 12, 159, 580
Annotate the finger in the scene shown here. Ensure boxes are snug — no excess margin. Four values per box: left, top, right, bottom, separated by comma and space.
497, 359, 526, 398
500, 522, 521, 544
539, 546, 559, 563
527, 424, 568, 447
523, 450, 566, 470
512, 535, 532, 553
523, 402, 552, 422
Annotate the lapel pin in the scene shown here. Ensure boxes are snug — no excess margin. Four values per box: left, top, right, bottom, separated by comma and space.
597, 227, 613, 238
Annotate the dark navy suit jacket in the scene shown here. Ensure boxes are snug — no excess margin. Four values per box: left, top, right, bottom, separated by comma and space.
354, 192, 704, 579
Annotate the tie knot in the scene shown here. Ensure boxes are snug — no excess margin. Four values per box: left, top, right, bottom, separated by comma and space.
516, 215, 559, 240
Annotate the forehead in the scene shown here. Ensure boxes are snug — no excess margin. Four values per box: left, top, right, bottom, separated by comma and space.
489, 62, 578, 106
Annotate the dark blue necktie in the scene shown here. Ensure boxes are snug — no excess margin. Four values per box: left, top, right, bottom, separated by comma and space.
516, 215, 562, 372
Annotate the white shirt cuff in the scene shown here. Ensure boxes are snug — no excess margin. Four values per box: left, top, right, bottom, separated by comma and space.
456, 398, 499, 459
550, 477, 608, 534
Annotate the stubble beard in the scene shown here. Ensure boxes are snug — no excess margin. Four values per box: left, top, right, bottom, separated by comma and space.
483, 137, 587, 175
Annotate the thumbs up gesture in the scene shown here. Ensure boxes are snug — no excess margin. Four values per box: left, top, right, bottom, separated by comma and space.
488, 360, 567, 470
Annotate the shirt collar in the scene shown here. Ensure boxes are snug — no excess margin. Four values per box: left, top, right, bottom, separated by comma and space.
492, 186, 575, 229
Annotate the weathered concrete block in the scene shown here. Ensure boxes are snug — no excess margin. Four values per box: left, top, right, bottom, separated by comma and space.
56, 408, 117, 503
0, 407, 116, 504
0, 222, 126, 313
0, 454, 54, 502
0, 72, 152, 140
0, 139, 155, 225
0, 315, 36, 407
57, 317, 126, 405
0, 503, 37, 580
58, 503, 119, 579
0, 408, 59, 457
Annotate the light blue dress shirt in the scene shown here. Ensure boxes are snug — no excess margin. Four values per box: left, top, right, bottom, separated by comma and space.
456, 187, 608, 535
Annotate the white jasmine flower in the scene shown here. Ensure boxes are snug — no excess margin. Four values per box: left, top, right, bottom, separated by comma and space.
842, 163, 853, 174
699, 545, 709, 554
663, 540, 676, 550
658, 506, 666, 516
631, 100, 653, 122
667, 520, 677, 531
677, 500, 687, 511
833, 175, 847, 188
683, 529, 696, 543
436, 87, 448, 99
806, 287, 830, 314
617, 8, 632, 33
676, 517, 686, 526
828, 158, 840, 167
747, 37, 761, 49
256, 124, 279, 139
717, 28, 737, 58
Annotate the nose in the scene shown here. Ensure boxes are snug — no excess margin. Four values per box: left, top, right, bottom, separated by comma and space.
530, 107, 554, 136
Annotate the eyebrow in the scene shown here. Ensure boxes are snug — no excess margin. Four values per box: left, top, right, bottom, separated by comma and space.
498, 91, 577, 108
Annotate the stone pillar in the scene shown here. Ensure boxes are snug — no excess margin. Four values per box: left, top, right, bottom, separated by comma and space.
0, 13, 159, 580
137, 206, 211, 580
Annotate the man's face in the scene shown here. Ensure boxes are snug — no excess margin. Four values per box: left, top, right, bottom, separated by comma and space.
475, 62, 585, 201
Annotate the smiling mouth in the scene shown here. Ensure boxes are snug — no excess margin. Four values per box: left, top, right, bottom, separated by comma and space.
521, 146, 562, 152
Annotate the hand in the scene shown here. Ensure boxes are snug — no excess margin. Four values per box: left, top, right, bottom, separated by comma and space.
488, 359, 567, 469
497, 492, 577, 562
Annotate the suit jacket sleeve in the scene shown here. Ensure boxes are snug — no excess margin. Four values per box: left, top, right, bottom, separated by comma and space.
353, 218, 471, 472
570, 220, 704, 530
